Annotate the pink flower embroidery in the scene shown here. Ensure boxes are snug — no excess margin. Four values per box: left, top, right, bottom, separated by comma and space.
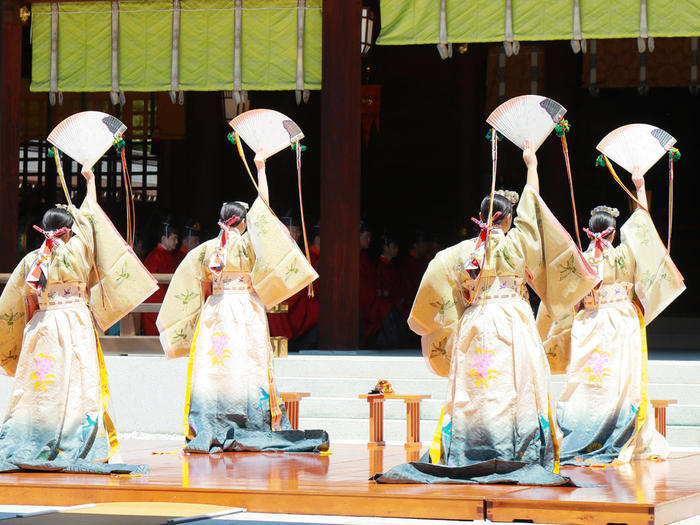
583, 350, 612, 385
208, 332, 232, 367
30, 353, 57, 392
469, 349, 498, 388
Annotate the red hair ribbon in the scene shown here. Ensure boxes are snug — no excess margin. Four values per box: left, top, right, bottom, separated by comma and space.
464, 211, 502, 280
26, 225, 71, 291
583, 226, 615, 260
209, 216, 241, 278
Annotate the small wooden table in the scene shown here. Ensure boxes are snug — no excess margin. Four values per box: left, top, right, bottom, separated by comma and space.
358, 393, 431, 449
280, 392, 310, 430
650, 399, 677, 437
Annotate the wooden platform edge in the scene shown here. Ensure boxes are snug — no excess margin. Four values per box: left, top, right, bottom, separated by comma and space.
486, 499, 655, 525
654, 492, 700, 525
0, 483, 485, 521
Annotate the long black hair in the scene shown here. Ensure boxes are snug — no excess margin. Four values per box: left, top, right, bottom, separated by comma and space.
220, 201, 248, 227
479, 193, 513, 225
41, 207, 74, 232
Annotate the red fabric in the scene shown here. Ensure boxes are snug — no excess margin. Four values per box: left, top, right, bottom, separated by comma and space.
377, 256, 405, 312
142, 244, 178, 336
399, 251, 429, 309
359, 250, 392, 344
174, 245, 188, 265
268, 246, 320, 339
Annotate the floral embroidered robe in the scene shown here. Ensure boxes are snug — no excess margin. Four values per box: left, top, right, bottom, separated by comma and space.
387, 186, 598, 483
157, 198, 328, 454
552, 209, 685, 465
0, 197, 157, 474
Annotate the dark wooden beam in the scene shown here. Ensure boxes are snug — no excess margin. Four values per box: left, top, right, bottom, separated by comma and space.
319, 0, 361, 349
0, 1, 21, 272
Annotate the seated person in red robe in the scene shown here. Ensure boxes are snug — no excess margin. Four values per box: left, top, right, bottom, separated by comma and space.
142, 221, 179, 335
289, 224, 320, 350
175, 220, 201, 265
399, 230, 430, 308
377, 233, 405, 313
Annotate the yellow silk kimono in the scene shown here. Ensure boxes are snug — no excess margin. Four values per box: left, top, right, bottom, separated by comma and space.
552, 209, 685, 465
157, 198, 328, 454
407, 185, 599, 478
0, 197, 157, 474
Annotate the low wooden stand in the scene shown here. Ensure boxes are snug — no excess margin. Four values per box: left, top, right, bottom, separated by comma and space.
358, 393, 431, 449
651, 399, 677, 437
280, 392, 310, 430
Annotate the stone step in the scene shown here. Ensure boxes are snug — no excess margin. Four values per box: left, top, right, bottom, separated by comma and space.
666, 425, 700, 448
297, 397, 445, 421
297, 416, 700, 448
274, 356, 700, 384
275, 376, 447, 398
285, 397, 700, 426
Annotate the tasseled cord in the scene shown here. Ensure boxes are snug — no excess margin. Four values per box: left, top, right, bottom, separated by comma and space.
556, 119, 582, 250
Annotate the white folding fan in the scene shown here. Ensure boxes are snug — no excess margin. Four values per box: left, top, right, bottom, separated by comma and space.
486, 95, 566, 152
47, 111, 127, 168
229, 109, 304, 160
596, 124, 676, 177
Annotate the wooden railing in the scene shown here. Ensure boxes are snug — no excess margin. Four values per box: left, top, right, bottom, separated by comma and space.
0, 272, 288, 357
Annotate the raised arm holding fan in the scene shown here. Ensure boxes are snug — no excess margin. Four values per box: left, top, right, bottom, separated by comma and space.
552, 124, 685, 467
375, 95, 598, 485
0, 112, 156, 475
156, 109, 327, 454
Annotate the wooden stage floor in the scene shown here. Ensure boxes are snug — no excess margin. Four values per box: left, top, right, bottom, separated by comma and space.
0, 440, 698, 524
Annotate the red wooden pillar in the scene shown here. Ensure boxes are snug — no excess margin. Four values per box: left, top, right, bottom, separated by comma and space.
319, 0, 361, 349
0, 1, 21, 272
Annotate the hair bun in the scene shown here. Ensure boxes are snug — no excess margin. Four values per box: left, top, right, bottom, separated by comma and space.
495, 189, 519, 205
591, 205, 620, 218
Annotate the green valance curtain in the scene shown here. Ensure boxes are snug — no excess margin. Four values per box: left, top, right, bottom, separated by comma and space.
30, 0, 322, 94
377, 0, 700, 46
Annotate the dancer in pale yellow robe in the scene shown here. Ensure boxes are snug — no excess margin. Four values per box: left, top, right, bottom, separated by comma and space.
0, 166, 157, 474
376, 145, 598, 484
552, 169, 685, 465
158, 157, 328, 454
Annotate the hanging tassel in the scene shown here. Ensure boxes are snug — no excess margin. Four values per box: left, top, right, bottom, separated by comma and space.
557, 119, 582, 249
667, 147, 680, 254
596, 153, 648, 213
114, 137, 135, 248
293, 141, 314, 298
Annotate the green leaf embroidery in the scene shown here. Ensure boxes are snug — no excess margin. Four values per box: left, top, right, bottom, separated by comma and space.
1, 345, 19, 366
239, 245, 249, 259
430, 298, 455, 319
173, 329, 188, 342
0, 311, 24, 328
254, 214, 269, 234
115, 264, 130, 286
285, 260, 299, 278
615, 254, 626, 271
495, 248, 513, 267
558, 255, 580, 281
430, 337, 448, 359
175, 290, 198, 306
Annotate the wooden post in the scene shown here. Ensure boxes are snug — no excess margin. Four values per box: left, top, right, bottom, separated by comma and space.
0, 1, 21, 272
365, 393, 385, 446
319, 0, 361, 349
